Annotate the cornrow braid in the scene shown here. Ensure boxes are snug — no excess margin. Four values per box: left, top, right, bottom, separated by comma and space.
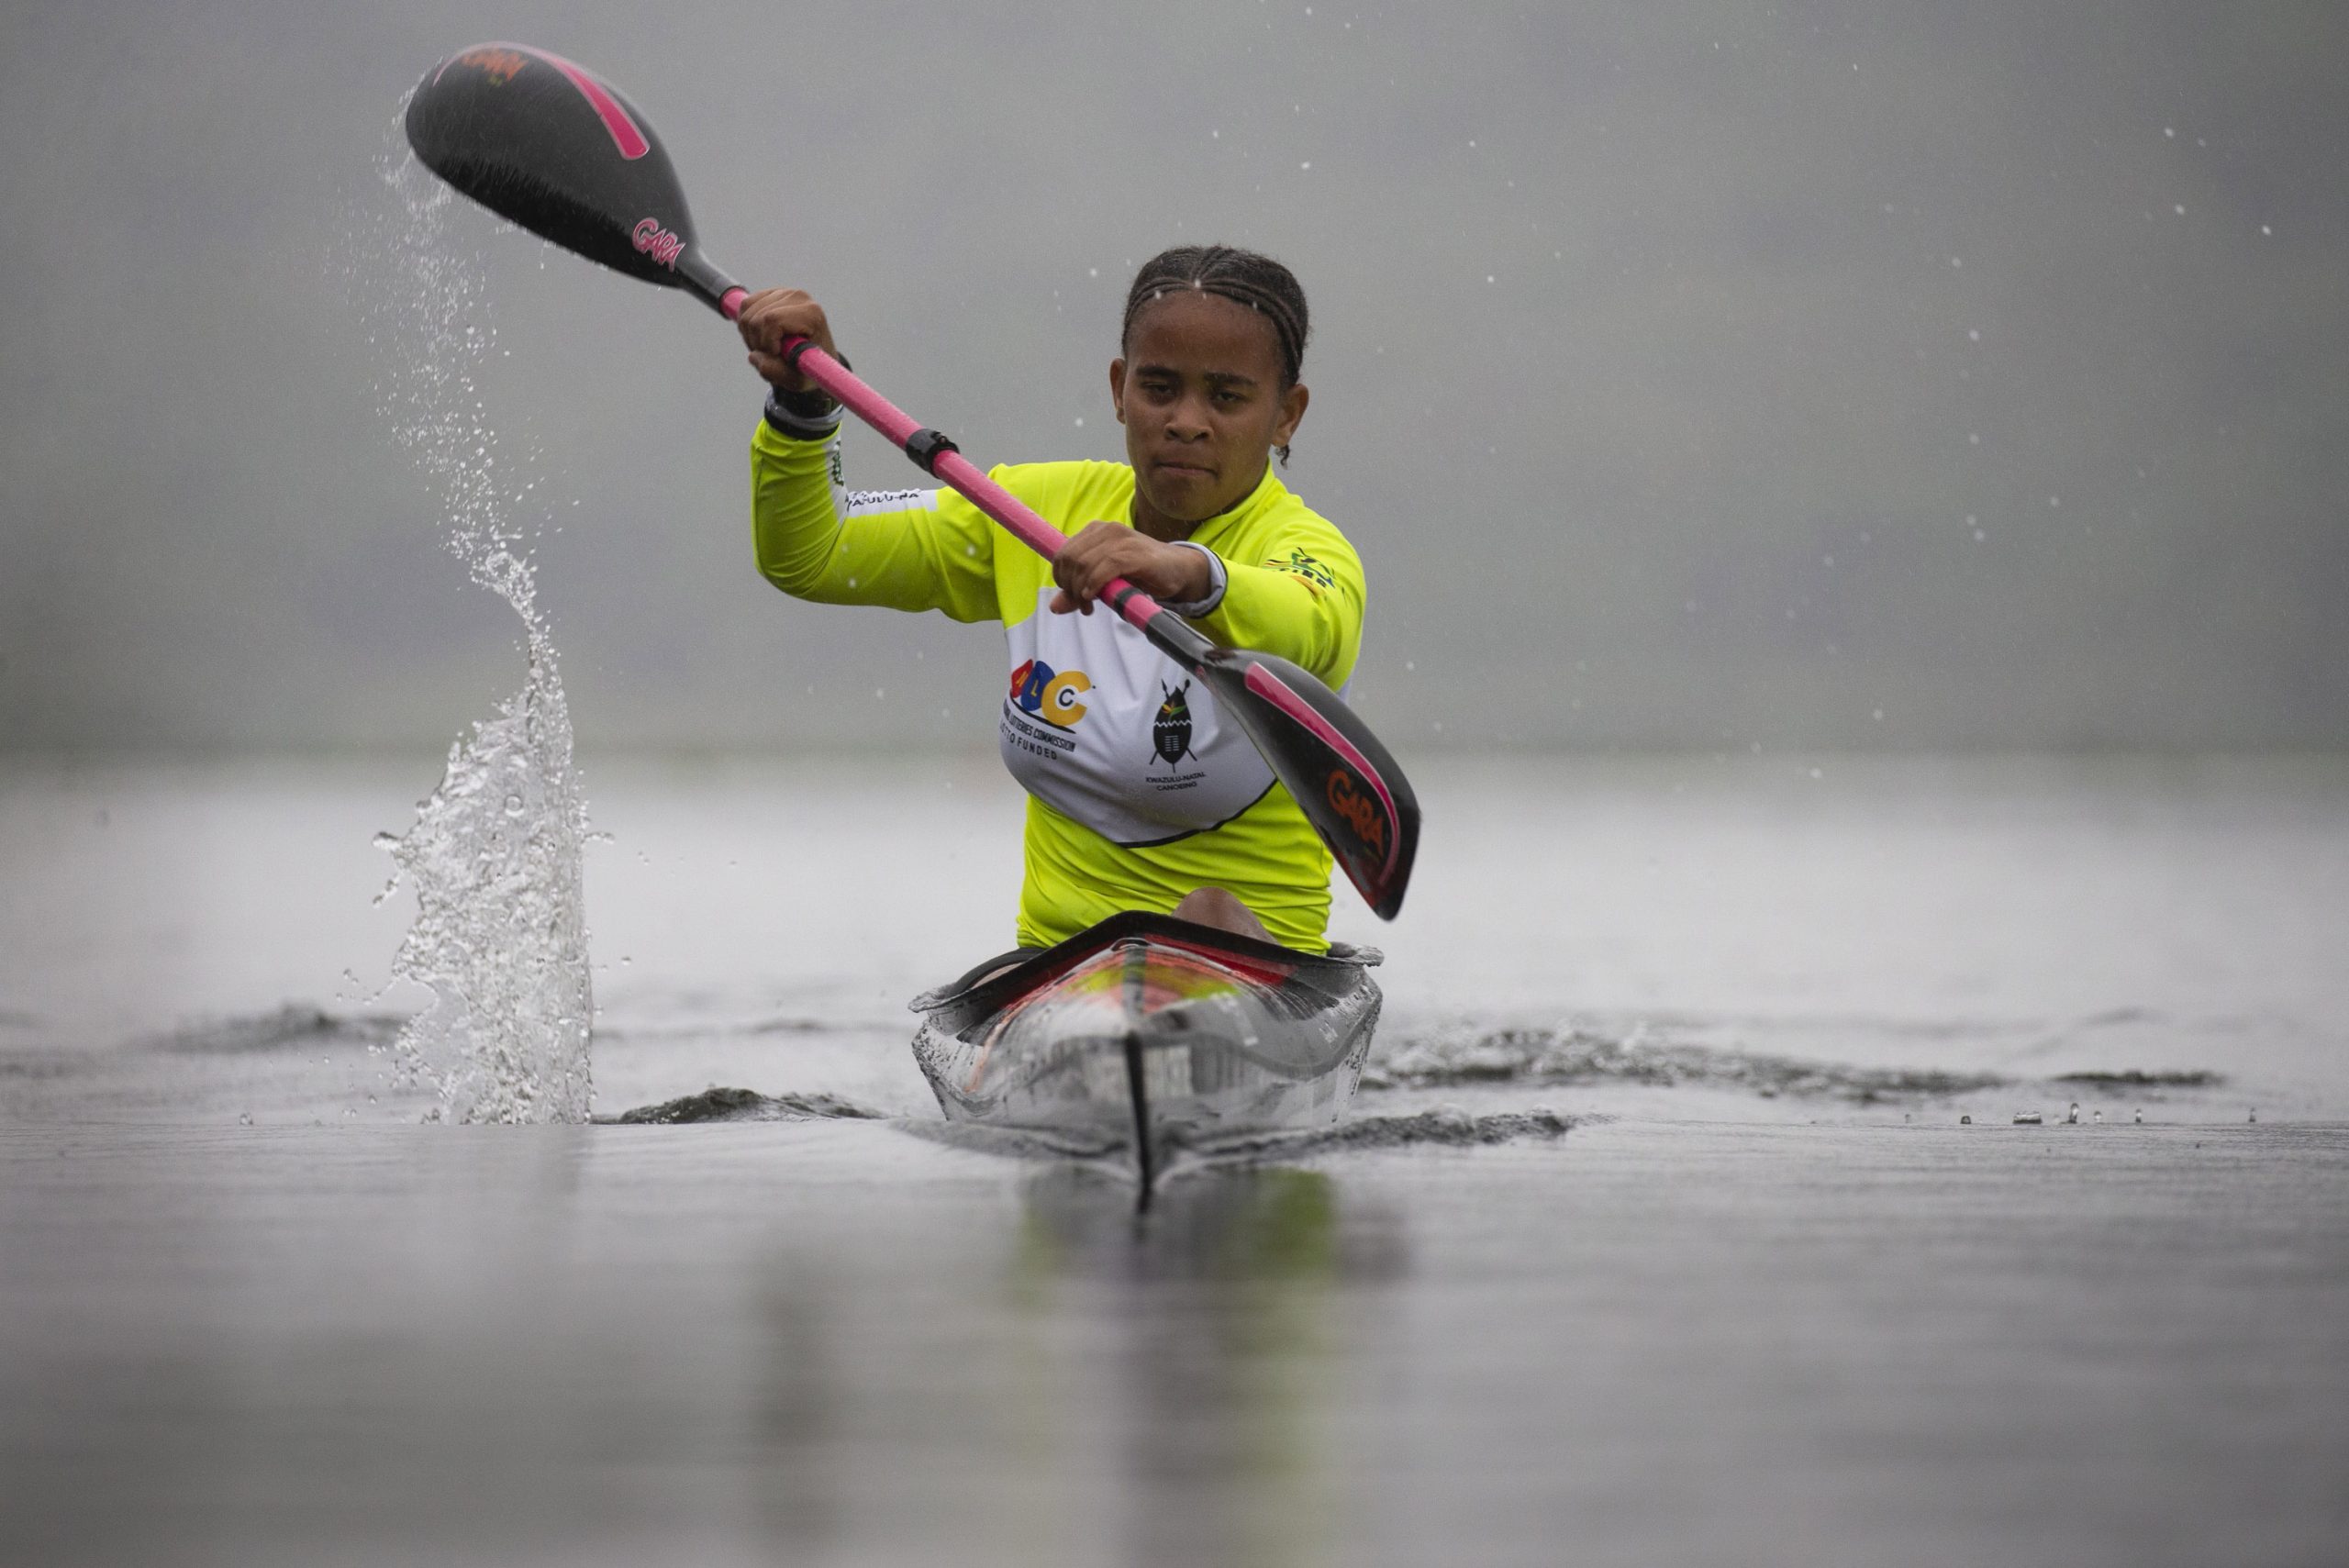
1121, 245, 1310, 463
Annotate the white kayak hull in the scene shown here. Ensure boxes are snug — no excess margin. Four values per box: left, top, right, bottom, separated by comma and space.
909, 913, 1383, 1198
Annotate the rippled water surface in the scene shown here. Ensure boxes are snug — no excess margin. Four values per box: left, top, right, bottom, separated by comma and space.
3, 755, 2345, 1566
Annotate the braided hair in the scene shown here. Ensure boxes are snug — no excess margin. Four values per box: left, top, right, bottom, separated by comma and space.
1121, 245, 1310, 463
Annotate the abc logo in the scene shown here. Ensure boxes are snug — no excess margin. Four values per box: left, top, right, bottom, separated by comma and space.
1008, 659, 1092, 728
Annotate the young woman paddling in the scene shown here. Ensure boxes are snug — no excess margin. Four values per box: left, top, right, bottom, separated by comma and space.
737, 246, 1366, 955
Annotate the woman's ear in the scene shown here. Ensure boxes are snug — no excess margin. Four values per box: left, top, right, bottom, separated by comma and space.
1274, 381, 1309, 447
1109, 358, 1128, 424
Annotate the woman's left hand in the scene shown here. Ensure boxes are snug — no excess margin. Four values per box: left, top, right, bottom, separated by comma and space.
1050, 523, 1211, 615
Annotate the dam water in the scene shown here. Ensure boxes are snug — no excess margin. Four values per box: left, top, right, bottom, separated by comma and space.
5, 753, 2346, 1567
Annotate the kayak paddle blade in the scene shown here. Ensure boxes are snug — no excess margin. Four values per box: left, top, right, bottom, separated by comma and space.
1197, 647, 1420, 920
403, 44, 736, 310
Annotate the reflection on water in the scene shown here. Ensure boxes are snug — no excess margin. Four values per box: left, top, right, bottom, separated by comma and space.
1016, 1166, 1403, 1567
749, 1284, 844, 1557
6, 1121, 2347, 1567
739, 1162, 1405, 1568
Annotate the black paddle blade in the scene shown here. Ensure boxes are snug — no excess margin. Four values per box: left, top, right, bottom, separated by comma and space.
1197, 647, 1420, 920
404, 44, 729, 305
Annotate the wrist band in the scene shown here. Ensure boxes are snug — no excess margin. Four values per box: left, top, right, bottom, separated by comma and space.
762, 348, 854, 438
763, 384, 843, 440
1162, 540, 1229, 617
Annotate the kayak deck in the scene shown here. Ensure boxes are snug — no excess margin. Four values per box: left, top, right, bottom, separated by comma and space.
910, 912, 1383, 1201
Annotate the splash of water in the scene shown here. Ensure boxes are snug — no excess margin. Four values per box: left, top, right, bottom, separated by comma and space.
357, 113, 594, 1123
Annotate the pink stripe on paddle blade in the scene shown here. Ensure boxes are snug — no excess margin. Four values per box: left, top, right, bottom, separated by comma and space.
523, 45, 651, 160
1242, 663, 1402, 882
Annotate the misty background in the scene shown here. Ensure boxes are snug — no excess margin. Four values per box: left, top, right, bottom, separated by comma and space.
3, 0, 2343, 756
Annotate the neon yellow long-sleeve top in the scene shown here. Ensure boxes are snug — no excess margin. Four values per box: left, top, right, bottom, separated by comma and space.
751, 415, 1367, 952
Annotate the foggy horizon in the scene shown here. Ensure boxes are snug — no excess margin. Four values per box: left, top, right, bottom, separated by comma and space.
5, 0, 2344, 756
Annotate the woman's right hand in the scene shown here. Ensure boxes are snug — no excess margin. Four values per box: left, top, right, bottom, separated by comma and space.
736, 288, 840, 394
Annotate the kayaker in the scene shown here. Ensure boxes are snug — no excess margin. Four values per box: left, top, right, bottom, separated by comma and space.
737, 246, 1366, 955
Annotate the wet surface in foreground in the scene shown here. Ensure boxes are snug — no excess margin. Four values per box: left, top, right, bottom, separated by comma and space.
4, 1118, 2346, 1568
5, 755, 2347, 1564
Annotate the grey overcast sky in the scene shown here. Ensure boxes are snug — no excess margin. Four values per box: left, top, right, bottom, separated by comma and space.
2, 0, 2343, 754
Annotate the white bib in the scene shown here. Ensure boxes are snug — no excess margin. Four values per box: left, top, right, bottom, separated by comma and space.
998, 588, 1277, 845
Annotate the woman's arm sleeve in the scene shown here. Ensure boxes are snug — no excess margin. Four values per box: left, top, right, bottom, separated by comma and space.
1191, 520, 1366, 688
750, 417, 999, 622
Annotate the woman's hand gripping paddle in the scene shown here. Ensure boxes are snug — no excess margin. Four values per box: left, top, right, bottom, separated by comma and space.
404, 42, 1420, 918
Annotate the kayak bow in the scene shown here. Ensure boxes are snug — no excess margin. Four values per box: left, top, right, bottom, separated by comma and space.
910, 913, 1383, 1205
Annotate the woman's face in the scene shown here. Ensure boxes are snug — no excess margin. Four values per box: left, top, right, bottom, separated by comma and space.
1111, 289, 1308, 528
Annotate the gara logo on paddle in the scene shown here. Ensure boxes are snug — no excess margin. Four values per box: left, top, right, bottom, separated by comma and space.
631, 217, 685, 270
1326, 769, 1387, 857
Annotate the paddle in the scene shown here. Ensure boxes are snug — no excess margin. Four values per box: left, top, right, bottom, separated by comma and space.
405, 42, 1420, 919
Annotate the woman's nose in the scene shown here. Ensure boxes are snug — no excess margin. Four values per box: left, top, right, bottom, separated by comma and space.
1165, 394, 1211, 437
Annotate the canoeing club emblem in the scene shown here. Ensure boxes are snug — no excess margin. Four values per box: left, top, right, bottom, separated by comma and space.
1152, 681, 1195, 770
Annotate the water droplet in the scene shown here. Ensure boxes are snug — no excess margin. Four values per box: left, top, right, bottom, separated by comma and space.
239, 1112, 253, 1127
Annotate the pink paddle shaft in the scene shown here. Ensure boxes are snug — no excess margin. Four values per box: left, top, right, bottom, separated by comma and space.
718, 295, 1169, 636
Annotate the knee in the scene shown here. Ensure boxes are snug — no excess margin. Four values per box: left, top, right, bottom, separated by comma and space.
1171, 886, 1271, 942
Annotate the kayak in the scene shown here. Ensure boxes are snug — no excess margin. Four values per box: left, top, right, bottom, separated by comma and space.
909, 912, 1383, 1201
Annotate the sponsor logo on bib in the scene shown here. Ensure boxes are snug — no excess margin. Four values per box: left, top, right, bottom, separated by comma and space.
1009, 659, 1092, 728
1152, 682, 1196, 769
